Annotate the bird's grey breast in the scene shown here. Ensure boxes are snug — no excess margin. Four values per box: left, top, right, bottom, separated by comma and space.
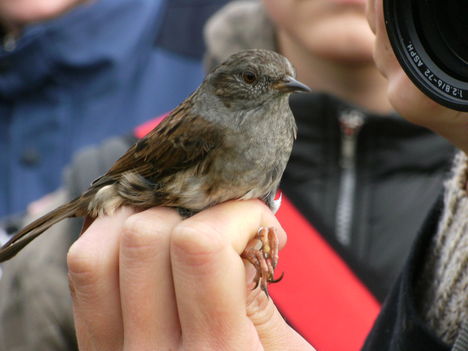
215, 95, 296, 198
169, 90, 296, 210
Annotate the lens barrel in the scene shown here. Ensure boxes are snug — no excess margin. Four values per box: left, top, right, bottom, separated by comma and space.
384, 0, 468, 111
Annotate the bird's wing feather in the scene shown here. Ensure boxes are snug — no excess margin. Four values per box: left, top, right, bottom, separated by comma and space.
91, 103, 224, 188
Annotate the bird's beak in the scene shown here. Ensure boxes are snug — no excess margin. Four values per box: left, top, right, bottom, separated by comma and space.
273, 76, 311, 93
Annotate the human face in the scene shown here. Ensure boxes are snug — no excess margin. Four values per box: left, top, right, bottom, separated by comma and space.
262, 0, 374, 64
366, 0, 443, 124
367, 0, 468, 153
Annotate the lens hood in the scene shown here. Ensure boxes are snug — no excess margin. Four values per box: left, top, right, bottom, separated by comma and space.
384, 0, 468, 111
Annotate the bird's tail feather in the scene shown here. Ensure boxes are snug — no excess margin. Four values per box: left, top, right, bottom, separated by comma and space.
0, 198, 82, 262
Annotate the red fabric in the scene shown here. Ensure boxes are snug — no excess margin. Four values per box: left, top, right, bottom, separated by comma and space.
270, 197, 381, 351
134, 113, 168, 138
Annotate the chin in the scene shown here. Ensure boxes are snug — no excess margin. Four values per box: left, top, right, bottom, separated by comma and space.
305, 36, 375, 65
300, 15, 375, 61
334, 56, 375, 66
323, 45, 375, 65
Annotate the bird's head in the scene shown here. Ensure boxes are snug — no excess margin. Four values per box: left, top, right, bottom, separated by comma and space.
206, 49, 310, 110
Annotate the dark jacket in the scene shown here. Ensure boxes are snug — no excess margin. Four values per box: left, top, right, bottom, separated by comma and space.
362, 197, 468, 351
362, 200, 450, 350
284, 93, 454, 301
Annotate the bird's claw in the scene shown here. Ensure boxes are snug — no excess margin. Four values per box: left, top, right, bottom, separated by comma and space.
241, 227, 283, 298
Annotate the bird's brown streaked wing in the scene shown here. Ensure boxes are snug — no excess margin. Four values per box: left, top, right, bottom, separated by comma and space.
92, 107, 224, 188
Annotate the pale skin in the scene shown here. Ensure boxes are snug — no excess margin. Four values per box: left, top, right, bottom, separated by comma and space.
261, 0, 393, 114
366, 0, 468, 155
67, 201, 315, 351
0, 0, 90, 36
68, 0, 467, 350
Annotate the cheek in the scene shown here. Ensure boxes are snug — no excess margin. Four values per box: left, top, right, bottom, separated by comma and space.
387, 70, 416, 114
304, 15, 374, 62
266, 0, 374, 62
370, 0, 400, 79
372, 32, 392, 76
366, 0, 376, 33
387, 69, 441, 126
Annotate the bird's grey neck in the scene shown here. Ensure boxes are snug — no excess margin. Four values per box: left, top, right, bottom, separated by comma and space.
191, 88, 247, 129
192, 86, 292, 133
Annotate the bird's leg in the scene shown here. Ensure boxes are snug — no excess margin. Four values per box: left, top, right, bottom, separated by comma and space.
176, 207, 197, 218
241, 227, 284, 297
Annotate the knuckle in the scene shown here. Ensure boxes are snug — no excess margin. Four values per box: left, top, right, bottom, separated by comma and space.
120, 208, 180, 262
246, 288, 275, 327
122, 214, 163, 246
120, 209, 177, 258
171, 221, 226, 264
67, 241, 101, 287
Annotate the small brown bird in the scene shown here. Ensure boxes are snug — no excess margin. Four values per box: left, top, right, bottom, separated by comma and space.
0, 49, 309, 293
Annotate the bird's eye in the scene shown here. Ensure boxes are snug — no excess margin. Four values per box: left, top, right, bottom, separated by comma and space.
242, 71, 257, 84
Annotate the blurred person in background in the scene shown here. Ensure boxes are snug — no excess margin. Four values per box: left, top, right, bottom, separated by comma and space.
0, 0, 228, 232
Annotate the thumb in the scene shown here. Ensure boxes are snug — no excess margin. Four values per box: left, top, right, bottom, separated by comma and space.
245, 268, 316, 351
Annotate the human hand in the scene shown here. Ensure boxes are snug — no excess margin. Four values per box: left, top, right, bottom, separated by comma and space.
0, 0, 90, 34
67, 200, 316, 351
366, 0, 468, 154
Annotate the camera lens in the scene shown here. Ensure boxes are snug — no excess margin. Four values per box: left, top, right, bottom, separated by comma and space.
384, 0, 468, 111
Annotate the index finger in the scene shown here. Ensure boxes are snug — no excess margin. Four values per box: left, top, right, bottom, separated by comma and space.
170, 199, 285, 349
176, 199, 286, 255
